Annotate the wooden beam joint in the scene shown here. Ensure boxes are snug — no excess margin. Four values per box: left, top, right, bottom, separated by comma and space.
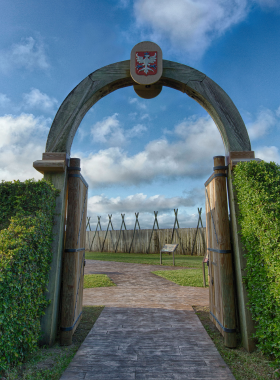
33, 152, 70, 174
228, 151, 263, 170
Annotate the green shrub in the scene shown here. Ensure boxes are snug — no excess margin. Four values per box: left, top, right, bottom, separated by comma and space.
0, 179, 59, 370
234, 160, 280, 362
0, 179, 57, 230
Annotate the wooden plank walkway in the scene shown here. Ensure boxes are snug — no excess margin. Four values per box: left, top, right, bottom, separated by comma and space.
60, 260, 235, 380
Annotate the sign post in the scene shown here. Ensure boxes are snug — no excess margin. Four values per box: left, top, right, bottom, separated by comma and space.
160, 244, 179, 266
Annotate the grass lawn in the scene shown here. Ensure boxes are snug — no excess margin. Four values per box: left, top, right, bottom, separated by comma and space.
85, 251, 203, 268
153, 268, 208, 287
2, 306, 104, 380
84, 274, 116, 288
194, 306, 279, 380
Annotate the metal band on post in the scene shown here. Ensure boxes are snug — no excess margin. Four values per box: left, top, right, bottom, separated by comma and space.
65, 248, 85, 253
207, 248, 231, 254
210, 312, 236, 333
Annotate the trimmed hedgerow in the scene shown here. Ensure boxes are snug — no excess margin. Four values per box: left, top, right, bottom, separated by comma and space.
0, 179, 58, 230
234, 160, 280, 362
0, 179, 59, 371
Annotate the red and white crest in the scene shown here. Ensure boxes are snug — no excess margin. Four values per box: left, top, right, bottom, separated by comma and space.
130, 42, 162, 85
135, 51, 157, 76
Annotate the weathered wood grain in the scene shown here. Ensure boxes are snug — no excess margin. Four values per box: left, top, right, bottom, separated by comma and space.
85, 227, 206, 256
214, 156, 237, 348
42, 152, 69, 161
60, 158, 88, 345
229, 151, 255, 161
40, 169, 68, 346
33, 160, 66, 174
205, 157, 236, 348
46, 60, 251, 156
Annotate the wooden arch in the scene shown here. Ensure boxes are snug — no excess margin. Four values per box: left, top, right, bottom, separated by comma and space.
46, 60, 251, 155
39, 59, 255, 351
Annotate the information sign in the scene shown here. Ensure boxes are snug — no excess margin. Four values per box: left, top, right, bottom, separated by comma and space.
160, 244, 178, 266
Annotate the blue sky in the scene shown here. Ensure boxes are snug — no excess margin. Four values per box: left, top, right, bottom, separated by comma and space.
1, 0, 280, 230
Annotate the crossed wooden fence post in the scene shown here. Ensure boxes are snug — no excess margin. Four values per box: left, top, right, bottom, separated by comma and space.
101, 214, 115, 252
86, 216, 91, 231
171, 209, 185, 254
115, 214, 127, 253
147, 211, 160, 254
191, 208, 206, 256
89, 216, 102, 251
87, 209, 205, 255
129, 212, 141, 253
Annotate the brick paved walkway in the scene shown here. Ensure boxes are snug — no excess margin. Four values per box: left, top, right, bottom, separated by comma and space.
60, 260, 235, 380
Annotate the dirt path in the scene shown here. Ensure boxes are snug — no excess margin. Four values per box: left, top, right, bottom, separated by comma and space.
83, 260, 209, 310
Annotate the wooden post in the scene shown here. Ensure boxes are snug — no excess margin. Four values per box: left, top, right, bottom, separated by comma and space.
205, 174, 214, 322
33, 153, 69, 346
202, 260, 206, 288
214, 156, 237, 348
60, 158, 83, 346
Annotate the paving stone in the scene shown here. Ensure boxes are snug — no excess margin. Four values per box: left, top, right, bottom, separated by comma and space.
59, 260, 235, 380
85, 372, 135, 380
60, 371, 86, 379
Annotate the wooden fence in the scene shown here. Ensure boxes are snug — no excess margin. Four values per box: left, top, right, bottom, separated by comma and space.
86, 227, 206, 256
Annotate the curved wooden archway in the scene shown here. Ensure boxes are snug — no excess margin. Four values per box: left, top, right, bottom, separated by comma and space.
39, 59, 255, 352
46, 60, 251, 156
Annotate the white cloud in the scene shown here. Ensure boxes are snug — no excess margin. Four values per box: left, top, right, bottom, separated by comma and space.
0, 37, 49, 73
129, 112, 138, 119
0, 114, 50, 181
129, 97, 147, 110
126, 124, 147, 138
22, 88, 58, 113
247, 107, 278, 140
91, 113, 125, 145
90, 113, 147, 146
0, 94, 11, 108
88, 190, 204, 214
87, 192, 205, 229
82, 115, 224, 187
133, 0, 248, 58
255, 146, 280, 164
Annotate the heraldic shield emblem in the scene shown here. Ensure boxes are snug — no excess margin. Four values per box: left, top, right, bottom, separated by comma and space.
135, 51, 157, 76
130, 41, 162, 85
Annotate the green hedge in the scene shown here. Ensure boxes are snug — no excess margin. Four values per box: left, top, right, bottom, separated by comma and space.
234, 161, 280, 361
0, 179, 59, 370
